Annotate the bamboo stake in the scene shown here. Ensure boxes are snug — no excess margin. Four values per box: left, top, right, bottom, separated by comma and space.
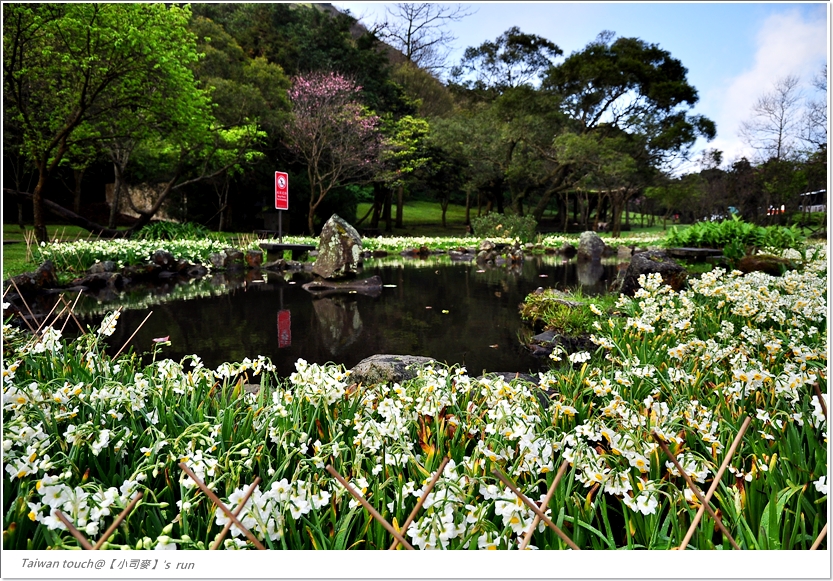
519, 460, 569, 550
653, 433, 740, 550
810, 523, 827, 550
33, 296, 64, 335
92, 492, 144, 550
178, 462, 266, 550
326, 465, 414, 550
54, 510, 94, 550
210, 477, 262, 550
59, 291, 85, 334
679, 417, 751, 550
491, 468, 580, 550
113, 309, 150, 359
389, 456, 449, 550
8, 279, 37, 334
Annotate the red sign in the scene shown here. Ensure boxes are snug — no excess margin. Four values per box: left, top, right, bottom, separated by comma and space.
275, 171, 289, 210
277, 310, 291, 348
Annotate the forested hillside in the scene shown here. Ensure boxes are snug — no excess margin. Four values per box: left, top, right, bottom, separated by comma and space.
3, 3, 825, 240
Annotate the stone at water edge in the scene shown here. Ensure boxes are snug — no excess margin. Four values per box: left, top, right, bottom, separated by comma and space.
5, 260, 58, 296
312, 214, 363, 280
617, 245, 634, 261
577, 231, 606, 262
245, 250, 264, 268
618, 249, 687, 296
349, 354, 437, 386
736, 254, 797, 276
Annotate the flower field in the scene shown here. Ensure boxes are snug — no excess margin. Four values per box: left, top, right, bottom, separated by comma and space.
2, 244, 827, 550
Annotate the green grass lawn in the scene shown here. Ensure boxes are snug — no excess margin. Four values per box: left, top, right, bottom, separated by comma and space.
356, 200, 471, 237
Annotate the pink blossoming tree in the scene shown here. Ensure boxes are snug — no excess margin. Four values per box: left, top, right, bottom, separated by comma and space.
284, 72, 386, 234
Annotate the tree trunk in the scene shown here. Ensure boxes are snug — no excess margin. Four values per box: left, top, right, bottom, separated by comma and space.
464, 189, 471, 225
32, 173, 48, 243
395, 185, 404, 228
441, 198, 449, 228
17, 203, 25, 230
370, 182, 385, 228
383, 188, 393, 232
72, 168, 84, 214
308, 196, 317, 236
5, 188, 123, 238
108, 164, 123, 229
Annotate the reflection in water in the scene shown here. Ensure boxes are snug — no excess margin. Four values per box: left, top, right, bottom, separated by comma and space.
312, 297, 363, 356
576, 260, 605, 287
75, 254, 623, 377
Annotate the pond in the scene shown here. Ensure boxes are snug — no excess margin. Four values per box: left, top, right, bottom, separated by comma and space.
73, 255, 624, 377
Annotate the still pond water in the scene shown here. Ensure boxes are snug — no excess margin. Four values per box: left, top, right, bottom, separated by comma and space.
78, 255, 623, 377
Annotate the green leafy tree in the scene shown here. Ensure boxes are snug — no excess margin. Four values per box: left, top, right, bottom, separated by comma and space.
451, 26, 562, 94
378, 114, 431, 228
533, 32, 716, 231
3, 3, 207, 241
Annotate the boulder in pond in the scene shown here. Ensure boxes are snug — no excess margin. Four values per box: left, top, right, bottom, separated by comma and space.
349, 354, 437, 386
312, 214, 363, 279
618, 250, 687, 296
577, 231, 606, 262
246, 250, 264, 268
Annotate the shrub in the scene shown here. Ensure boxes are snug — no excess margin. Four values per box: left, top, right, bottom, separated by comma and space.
665, 217, 805, 256
136, 221, 210, 241
470, 212, 537, 243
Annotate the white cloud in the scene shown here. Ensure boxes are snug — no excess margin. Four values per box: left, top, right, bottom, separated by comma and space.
705, 9, 827, 164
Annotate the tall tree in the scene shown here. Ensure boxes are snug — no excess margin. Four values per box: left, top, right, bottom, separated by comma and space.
283, 72, 386, 234
451, 26, 562, 93
802, 65, 827, 152
3, 3, 206, 242
533, 32, 715, 226
739, 75, 803, 162
374, 3, 474, 74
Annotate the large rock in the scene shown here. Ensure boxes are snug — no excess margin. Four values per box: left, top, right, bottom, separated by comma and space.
349, 354, 437, 386
312, 214, 363, 279
619, 250, 687, 296
577, 231, 606, 262
5, 261, 58, 295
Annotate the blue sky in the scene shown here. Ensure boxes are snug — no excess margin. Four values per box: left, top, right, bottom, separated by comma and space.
333, 2, 828, 169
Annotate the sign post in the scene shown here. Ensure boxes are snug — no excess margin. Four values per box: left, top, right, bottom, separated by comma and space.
274, 171, 289, 243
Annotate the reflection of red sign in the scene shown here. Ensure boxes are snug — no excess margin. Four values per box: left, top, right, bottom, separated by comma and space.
275, 171, 289, 210
277, 310, 291, 348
